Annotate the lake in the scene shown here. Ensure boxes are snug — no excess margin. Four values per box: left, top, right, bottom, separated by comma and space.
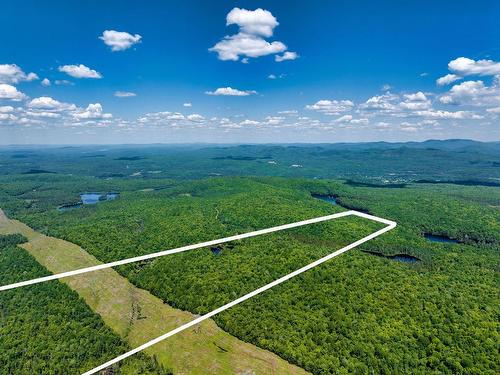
424, 234, 459, 244
81, 192, 119, 204
58, 192, 119, 211
311, 193, 338, 205
80, 193, 102, 204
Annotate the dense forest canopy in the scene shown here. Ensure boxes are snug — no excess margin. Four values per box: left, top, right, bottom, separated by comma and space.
0, 142, 498, 374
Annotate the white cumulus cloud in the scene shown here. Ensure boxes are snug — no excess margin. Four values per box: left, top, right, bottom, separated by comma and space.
436, 57, 500, 86
58, 64, 102, 79
0, 106, 14, 113
275, 51, 298, 62
100, 30, 142, 51
187, 114, 205, 122
334, 114, 353, 123
167, 113, 185, 120
0, 113, 17, 121
73, 103, 112, 119
439, 80, 499, 106
414, 109, 482, 120
0, 64, 38, 84
448, 57, 500, 76
436, 73, 461, 86
210, 33, 286, 61
306, 99, 354, 115
0, 84, 27, 101
205, 87, 257, 96
226, 7, 278, 37
360, 93, 399, 111
265, 116, 285, 125
25, 111, 61, 118
209, 8, 296, 63
28, 96, 76, 111
399, 91, 431, 110
404, 92, 427, 102
240, 119, 260, 126
350, 118, 369, 125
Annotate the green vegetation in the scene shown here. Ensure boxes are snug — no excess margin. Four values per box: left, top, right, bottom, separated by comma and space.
0, 142, 499, 374
0, 211, 307, 375
0, 234, 170, 374
1, 140, 499, 183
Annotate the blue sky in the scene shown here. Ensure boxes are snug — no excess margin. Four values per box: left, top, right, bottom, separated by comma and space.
1, 0, 499, 144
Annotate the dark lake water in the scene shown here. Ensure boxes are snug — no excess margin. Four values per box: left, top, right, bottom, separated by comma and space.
311, 194, 338, 205
424, 234, 459, 244
58, 192, 119, 211
210, 246, 222, 255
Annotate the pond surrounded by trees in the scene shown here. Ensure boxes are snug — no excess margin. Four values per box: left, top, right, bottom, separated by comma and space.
424, 233, 459, 244
81, 192, 119, 204
58, 192, 119, 211
311, 193, 338, 205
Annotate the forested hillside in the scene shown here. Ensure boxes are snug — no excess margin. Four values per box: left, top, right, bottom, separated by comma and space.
1, 174, 498, 374
0, 234, 169, 374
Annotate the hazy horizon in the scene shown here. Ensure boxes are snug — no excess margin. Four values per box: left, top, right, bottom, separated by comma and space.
2, 138, 500, 148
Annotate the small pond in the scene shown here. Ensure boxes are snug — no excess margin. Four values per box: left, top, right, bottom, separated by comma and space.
210, 246, 222, 255
81, 192, 119, 204
311, 193, 338, 205
209, 243, 235, 256
424, 234, 459, 244
58, 192, 119, 211
311, 193, 371, 214
80, 193, 102, 204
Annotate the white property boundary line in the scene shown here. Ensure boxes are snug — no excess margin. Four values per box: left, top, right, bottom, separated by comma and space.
0, 210, 394, 292
0, 210, 396, 374
82, 211, 396, 375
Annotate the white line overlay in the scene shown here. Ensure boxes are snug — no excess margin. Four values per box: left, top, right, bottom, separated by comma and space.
0, 210, 396, 374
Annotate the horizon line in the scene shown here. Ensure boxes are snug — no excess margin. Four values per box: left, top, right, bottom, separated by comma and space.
1, 138, 499, 147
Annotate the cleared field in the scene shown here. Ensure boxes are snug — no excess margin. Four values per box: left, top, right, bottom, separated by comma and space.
0, 209, 308, 375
